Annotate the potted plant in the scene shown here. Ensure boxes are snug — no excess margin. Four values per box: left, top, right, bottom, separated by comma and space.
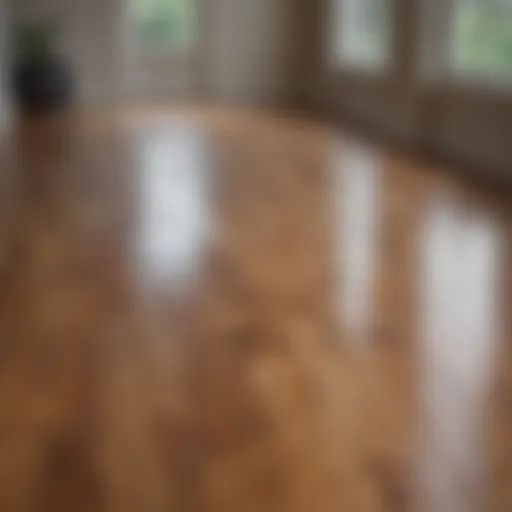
13, 21, 74, 112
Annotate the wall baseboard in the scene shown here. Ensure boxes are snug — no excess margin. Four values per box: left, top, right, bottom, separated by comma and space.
323, 106, 512, 197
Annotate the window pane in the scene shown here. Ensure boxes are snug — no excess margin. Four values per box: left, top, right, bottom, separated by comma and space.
453, 0, 512, 75
131, 0, 195, 50
331, 0, 392, 69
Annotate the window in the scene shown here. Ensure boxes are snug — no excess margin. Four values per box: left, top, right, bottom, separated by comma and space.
330, 0, 393, 70
453, 0, 512, 76
130, 0, 196, 51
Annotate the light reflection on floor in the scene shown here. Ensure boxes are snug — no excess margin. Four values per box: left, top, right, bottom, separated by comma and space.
333, 141, 381, 344
416, 200, 501, 512
133, 127, 212, 293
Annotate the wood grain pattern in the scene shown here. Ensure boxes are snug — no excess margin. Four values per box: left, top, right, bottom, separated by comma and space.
0, 107, 511, 512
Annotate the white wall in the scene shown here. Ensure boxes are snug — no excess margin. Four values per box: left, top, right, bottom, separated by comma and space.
208, 0, 307, 106
13, 0, 312, 107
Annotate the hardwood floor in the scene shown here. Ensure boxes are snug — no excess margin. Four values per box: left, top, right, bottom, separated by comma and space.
0, 107, 511, 512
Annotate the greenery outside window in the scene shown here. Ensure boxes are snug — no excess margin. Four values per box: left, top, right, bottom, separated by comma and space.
453, 0, 512, 77
130, 0, 196, 52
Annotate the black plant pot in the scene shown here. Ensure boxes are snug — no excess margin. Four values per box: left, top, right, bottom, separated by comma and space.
13, 56, 74, 113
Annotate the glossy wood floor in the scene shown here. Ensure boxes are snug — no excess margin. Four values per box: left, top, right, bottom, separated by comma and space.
0, 107, 511, 512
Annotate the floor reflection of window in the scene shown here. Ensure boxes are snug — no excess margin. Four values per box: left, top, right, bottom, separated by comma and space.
333, 143, 380, 343
135, 126, 211, 292
417, 201, 501, 512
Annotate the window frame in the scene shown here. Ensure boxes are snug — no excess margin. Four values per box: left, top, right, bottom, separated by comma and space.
126, 0, 198, 57
327, 0, 396, 75
446, 0, 512, 88
416, 0, 512, 99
